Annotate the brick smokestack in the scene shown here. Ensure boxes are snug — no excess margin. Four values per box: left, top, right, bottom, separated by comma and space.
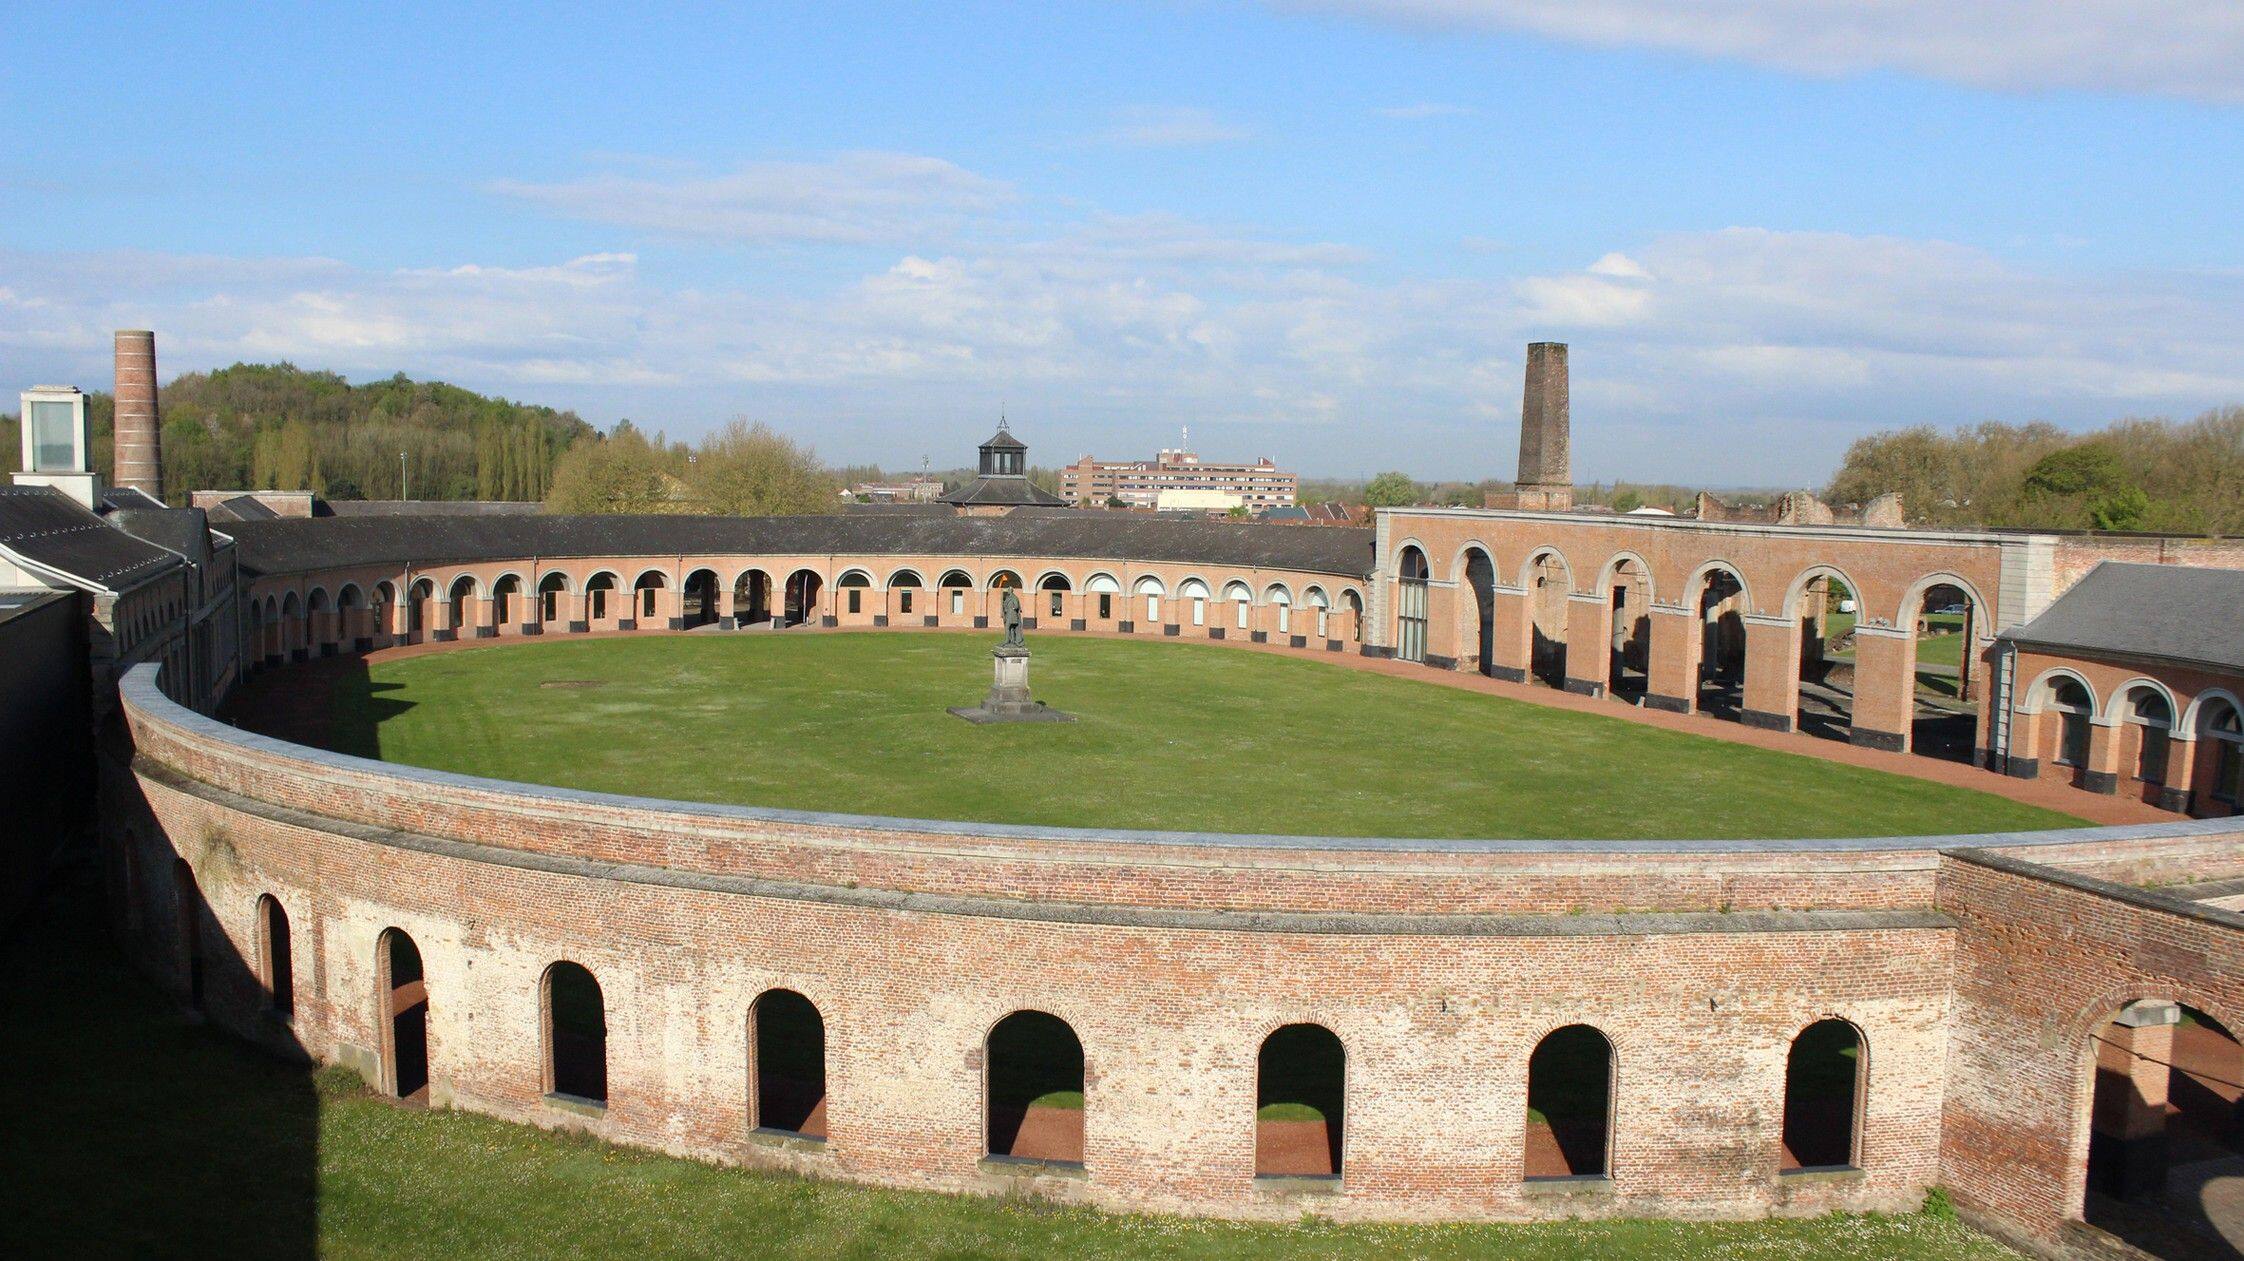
113, 329, 163, 502
1513, 341, 1572, 511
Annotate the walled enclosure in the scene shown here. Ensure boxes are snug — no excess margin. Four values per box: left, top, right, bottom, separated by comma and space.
107, 512, 2244, 1255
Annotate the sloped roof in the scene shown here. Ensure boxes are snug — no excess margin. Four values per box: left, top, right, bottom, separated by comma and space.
99, 487, 167, 512
2001, 562, 2244, 675
326, 499, 543, 517
205, 495, 280, 523
223, 511, 1376, 581
979, 427, 1026, 450
940, 475, 1068, 507
0, 485, 183, 593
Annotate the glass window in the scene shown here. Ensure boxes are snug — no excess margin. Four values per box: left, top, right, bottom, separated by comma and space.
30, 399, 77, 471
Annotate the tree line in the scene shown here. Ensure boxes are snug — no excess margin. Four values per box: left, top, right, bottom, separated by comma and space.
1825, 407, 2244, 534
0, 363, 592, 504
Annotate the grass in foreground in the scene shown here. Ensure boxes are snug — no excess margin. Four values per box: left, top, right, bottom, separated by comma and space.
245, 632, 2079, 840
0, 873, 2019, 1260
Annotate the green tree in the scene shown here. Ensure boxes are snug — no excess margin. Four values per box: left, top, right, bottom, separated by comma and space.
1611, 489, 1643, 514
683, 420, 837, 517
1362, 471, 1420, 508
544, 423, 679, 514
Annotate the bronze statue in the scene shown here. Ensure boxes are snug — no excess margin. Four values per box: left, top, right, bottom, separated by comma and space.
1000, 586, 1024, 647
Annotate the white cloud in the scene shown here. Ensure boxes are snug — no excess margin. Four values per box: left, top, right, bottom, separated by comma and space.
5, 216, 2242, 485
1280, 1, 2244, 104
1093, 106, 1253, 148
489, 152, 1014, 245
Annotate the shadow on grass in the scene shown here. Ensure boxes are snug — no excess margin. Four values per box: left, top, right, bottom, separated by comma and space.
227, 654, 412, 761
0, 863, 318, 1259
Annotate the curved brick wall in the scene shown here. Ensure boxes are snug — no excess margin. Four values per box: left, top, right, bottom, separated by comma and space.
108, 651, 2244, 1231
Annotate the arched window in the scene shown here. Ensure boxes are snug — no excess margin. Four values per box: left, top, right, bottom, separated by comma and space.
2049, 677, 2094, 769
1038, 572, 1071, 619
837, 569, 871, 615
2209, 701, 2244, 805
987, 569, 1023, 591
633, 571, 666, 620
1342, 589, 1363, 642
378, 929, 429, 1102
752, 989, 827, 1139
174, 859, 203, 1010
1396, 547, 1430, 662
1306, 587, 1331, 640
1086, 572, 1120, 620
1265, 584, 1292, 635
538, 572, 569, 623
447, 575, 475, 630
492, 574, 522, 627
985, 1011, 1084, 1166
257, 895, 293, 1017
940, 569, 973, 617
543, 962, 607, 1105
1179, 578, 1211, 626
2125, 689, 2173, 786
889, 569, 923, 616
1256, 1023, 1344, 1179
1134, 575, 1165, 624
584, 572, 617, 622
1525, 1025, 1613, 1180
681, 568, 720, 628
1782, 1019, 1863, 1171
1223, 580, 1253, 630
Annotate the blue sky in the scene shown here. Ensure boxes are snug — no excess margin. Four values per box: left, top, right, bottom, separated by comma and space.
4, 1, 2242, 484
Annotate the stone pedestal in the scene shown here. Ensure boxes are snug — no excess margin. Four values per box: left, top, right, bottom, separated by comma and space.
950, 644, 1073, 724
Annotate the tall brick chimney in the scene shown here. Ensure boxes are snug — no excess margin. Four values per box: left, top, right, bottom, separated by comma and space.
113, 329, 162, 503
1513, 341, 1572, 512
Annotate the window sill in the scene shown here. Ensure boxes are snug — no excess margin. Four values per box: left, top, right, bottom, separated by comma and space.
1252, 1174, 1341, 1196
542, 1091, 608, 1119
978, 1155, 1087, 1179
1778, 1164, 1864, 1182
747, 1127, 828, 1154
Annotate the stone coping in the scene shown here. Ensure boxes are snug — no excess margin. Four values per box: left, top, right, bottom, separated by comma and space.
124, 664, 2244, 859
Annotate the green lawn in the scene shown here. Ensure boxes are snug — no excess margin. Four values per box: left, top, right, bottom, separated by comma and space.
0, 875, 2022, 1260
243, 632, 2079, 839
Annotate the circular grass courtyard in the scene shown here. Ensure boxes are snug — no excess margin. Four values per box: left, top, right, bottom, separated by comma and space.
236, 631, 2082, 840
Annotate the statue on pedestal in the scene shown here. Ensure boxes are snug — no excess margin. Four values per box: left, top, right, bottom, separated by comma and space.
949, 587, 1072, 724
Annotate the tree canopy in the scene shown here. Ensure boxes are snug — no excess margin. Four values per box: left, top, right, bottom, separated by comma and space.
544, 419, 838, 516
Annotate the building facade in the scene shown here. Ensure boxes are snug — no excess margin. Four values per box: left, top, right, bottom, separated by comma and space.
1062, 448, 1297, 510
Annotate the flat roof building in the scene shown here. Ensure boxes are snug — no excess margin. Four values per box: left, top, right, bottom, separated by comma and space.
1062, 446, 1296, 510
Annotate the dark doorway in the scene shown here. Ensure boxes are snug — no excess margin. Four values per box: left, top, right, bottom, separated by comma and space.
1782, 1019, 1862, 1170
784, 570, 823, 626
1526, 1024, 1613, 1179
379, 929, 429, 1103
174, 860, 202, 1010
259, 895, 293, 1017
543, 962, 607, 1105
753, 989, 827, 1138
1256, 1023, 1345, 1179
985, 1010, 1085, 1165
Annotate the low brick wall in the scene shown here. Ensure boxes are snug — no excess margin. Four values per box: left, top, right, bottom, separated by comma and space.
106, 663, 2244, 1240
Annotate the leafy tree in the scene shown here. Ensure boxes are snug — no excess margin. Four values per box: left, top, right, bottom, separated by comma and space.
1611, 489, 1643, 513
1362, 471, 1420, 508
683, 420, 837, 516
544, 423, 680, 514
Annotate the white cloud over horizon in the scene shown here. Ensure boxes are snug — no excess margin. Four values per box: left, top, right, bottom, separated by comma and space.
5, 154, 2242, 483
1091, 106, 1254, 148
1283, 0, 2244, 105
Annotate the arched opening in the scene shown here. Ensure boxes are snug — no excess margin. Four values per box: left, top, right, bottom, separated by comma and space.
2083, 1000, 2244, 1252
1525, 1024, 1613, 1180
373, 581, 397, 641
584, 572, 617, 624
1179, 578, 1211, 628
681, 568, 720, 628
1527, 551, 1570, 687
1265, 584, 1293, 636
542, 961, 607, 1105
257, 895, 293, 1017
173, 860, 202, 1010
1692, 567, 1748, 721
1464, 548, 1496, 675
889, 568, 923, 618
305, 587, 332, 652
1342, 589, 1363, 642
836, 569, 872, 617
280, 592, 302, 658
1599, 557, 1651, 701
632, 570, 667, 623
784, 569, 822, 626
985, 1010, 1084, 1166
1782, 1019, 1863, 1171
491, 574, 522, 629
538, 572, 568, 624
1037, 571, 1071, 621
1791, 569, 1857, 744
1395, 546, 1429, 663
2043, 676, 2096, 785
1086, 572, 1120, 622
446, 575, 476, 632
1902, 580, 1983, 762
1306, 586, 1332, 641
734, 570, 771, 626
377, 928, 429, 1103
1257, 1023, 1344, 1179
1133, 575, 1165, 626
987, 569, 1023, 591
2200, 699, 2244, 816
939, 569, 974, 618
2120, 686, 2175, 804
751, 989, 827, 1139
1223, 579, 1253, 631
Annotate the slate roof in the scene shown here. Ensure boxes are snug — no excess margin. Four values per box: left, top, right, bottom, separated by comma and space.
2001, 562, 2244, 675
223, 511, 1376, 581
326, 499, 544, 518
111, 507, 224, 568
99, 487, 167, 512
979, 427, 1026, 451
204, 495, 281, 523
0, 485, 184, 593
939, 475, 1068, 508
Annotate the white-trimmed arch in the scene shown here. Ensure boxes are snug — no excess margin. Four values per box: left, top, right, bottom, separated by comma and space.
1390, 538, 1433, 581
2184, 687, 2244, 736
630, 567, 669, 591
885, 567, 925, 589
2018, 666, 2099, 715
1033, 569, 1074, 591
1449, 541, 1498, 585
834, 566, 876, 587
1596, 550, 1657, 602
1518, 545, 1574, 593
1132, 574, 1167, 595
336, 582, 364, 609
1683, 559, 1755, 614
489, 570, 528, 596
1085, 571, 1121, 594
2102, 676, 2182, 724
1897, 571, 1992, 638
1781, 562, 1865, 622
